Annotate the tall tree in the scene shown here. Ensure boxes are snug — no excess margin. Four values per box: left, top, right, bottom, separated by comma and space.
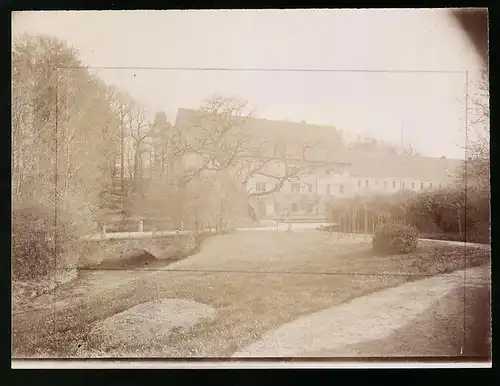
463, 70, 490, 193
12, 34, 120, 234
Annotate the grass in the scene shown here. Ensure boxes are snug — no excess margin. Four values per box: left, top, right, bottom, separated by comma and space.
11, 231, 491, 358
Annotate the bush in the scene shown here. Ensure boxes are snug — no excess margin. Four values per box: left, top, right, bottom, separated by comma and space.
372, 221, 419, 254
12, 204, 78, 281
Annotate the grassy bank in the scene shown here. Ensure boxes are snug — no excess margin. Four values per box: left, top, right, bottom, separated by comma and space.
12, 232, 490, 358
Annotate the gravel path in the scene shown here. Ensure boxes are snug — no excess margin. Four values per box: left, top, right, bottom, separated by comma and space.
233, 265, 490, 357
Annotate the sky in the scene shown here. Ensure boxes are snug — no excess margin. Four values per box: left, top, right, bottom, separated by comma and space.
12, 9, 485, 159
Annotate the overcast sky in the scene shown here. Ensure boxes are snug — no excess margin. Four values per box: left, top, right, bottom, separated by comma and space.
12, 9, 485, 158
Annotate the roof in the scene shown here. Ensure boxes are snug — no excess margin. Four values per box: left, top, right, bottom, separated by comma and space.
332, 149, 463, 181
175, 108, 463, 182
175, 107, 343, 149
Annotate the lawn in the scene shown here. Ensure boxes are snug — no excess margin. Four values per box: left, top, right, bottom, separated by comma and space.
11, 231, 490, 358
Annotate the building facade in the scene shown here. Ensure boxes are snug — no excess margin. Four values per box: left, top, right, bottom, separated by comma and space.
175, 108, 463, 221
246, 155, 462, 219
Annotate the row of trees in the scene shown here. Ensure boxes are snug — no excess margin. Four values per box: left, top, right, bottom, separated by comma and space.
12, 34, 326, 253
327, 182, 489, 244
12, 35, 118, 235
326, 70, 490, 244
12, 32, 489, 281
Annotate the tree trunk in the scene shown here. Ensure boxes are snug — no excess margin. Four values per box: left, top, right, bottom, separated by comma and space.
457, 206, 463, 240
357, 206, 360, 234
149, 150, 153, 179
350, 206, 354, 234
120, 123, 124, 192
62, 135, 72, 208
160, 148, 166, 178
364, 204, 368, 239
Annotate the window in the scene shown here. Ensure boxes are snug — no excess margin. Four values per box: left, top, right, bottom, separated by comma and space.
326, 184, 331, 195
420, 182, 424, 190
291, 183, 301, 193
384, 181, 388, 189
307, 183, 313, 193
412, 182, 415, 189
357, 180, 361, 187
257, 202, 266, 216
339, 184, 344, 194
307, 203, 314, 213
429, 182, 433, 189
275, 183, 281, 192
274, 143, 286, 158
392, 181, 396, 189
324, 203, 330, 215
291, 203, 299, 212
402, 181, 405, 189
256, 182, 266, 192
274, 202, 280, 214
365, 180, 369, 188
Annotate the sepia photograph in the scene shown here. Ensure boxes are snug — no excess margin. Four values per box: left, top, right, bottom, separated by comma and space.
11, 9, 490, 368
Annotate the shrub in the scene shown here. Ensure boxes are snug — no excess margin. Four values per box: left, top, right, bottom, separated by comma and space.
12, 204, 78, 281
372, 221, 419, 254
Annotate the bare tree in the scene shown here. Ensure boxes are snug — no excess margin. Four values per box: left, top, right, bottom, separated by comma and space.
11, 33, 129, 282
122, 100, 151, 181
461, 69, 489, 193
107, 86, 134, 193
180, 96, 319, 197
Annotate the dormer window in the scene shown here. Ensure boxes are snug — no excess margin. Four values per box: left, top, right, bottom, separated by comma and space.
256, 182, 266, 192
291, 183, 301, 193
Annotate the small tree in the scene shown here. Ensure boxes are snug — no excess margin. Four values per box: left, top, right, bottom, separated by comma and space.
372, 221, 419, 254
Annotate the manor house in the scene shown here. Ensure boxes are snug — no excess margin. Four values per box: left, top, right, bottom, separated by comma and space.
175, 108, 462, 220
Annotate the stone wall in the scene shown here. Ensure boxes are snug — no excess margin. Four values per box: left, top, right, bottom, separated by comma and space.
77, 233, 201, 268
